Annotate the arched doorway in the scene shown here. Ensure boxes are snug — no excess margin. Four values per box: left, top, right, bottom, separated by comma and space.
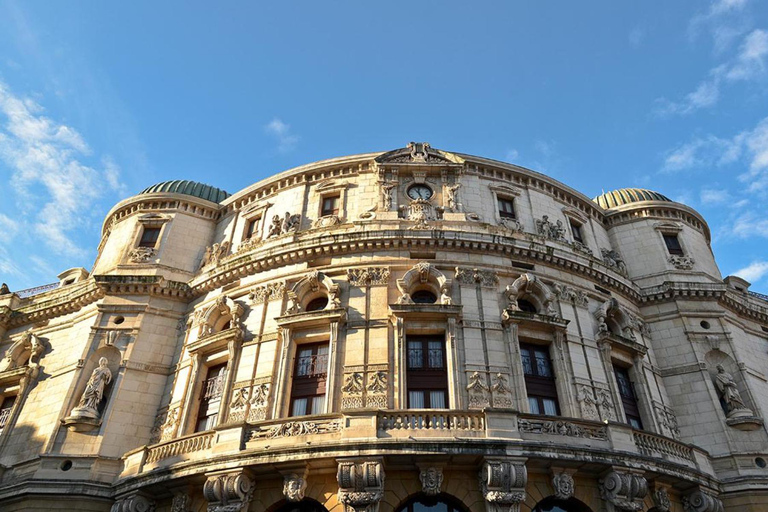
395, 493, 470, 512
269, 498, 329, 512
532, 496, 594, 512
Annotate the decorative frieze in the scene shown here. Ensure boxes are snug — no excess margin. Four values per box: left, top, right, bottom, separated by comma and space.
313, 214, 341, 228
577, 385, 599, 421
467, 371, 490, 409
652, 486, 671, 512
228, 388, 249, 424
128, 247, 156, 263
248, 282, 285, 304
347, 267, 390, 286
654, 403, 680, 439
200, 242, 230, 268
160, 406, 180, 442
337, 459, 385, 512
248, 382, 270, 422
479, 459, 527, 512
491, 373, 513, 408
669, 255, 695, 270
366, 371, 388, 408
571, 241, 593, 256
535, 215, 567, 241
518, 418, 608, 440
267, 212, 302, 237
553, 284, 588, 306
341, 372, 365, 410
248, 419, 342, 440
171, 493, 192, 512
455, 267, 499, 287
203, 470, 254, 512
598, 470, 648, 512
601, 248, 628, 276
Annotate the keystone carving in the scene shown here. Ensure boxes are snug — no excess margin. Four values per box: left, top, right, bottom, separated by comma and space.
479, 459, 527, 512
455, 267, 499, 287
419, 466, 444, 496
171, 494, 192, 512
337, 459, 385, 512
283, 473, 308, 502
203, 471, 254, 512
552, 470, 575, 500
598, 470, 648, 512
652, 486, 671, 512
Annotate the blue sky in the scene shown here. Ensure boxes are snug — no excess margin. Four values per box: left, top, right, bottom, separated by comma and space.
0, 1, 767, 292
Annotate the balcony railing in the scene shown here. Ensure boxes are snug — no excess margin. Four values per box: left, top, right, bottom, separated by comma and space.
377, 409, 485, 432
202, 374, 225, 400
145, 430, 215, 464
295, 354, 328, 378
15, 282, 59, 298
0, 407, 12, 434
633, 430, 695, 463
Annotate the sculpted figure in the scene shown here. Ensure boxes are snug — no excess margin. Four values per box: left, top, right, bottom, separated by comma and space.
382, 181, 398, 210
200, 246, 212, 268
73, 357, 112, 417
714, 364, 748, 414
0, 283, 10, 295
267, 215, 283, 237
446, 183, 461, 211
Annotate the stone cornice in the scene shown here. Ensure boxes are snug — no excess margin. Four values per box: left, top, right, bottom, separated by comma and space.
7, 280, 104, 327
93, 275, 193, 300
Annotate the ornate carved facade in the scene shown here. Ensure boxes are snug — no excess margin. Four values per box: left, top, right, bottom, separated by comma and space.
0, 145, 764, 511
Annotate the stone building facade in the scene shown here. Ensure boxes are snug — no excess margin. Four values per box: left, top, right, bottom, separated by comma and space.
0, 142, 766, 511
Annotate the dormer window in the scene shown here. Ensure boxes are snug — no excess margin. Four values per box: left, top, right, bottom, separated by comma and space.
321, 195, 340, 217
663, 234, 683, 256
138, 227, 161, 248
498, 197, 516, 219
411, 290, 437, 304
570, 221, 584, 244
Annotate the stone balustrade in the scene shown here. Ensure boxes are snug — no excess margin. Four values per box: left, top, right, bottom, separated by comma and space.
633, 429, 696, 463
144, 430, 215, 464
377, 409, 486, 433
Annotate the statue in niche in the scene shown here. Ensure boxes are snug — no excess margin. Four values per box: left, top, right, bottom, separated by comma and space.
446, 183, 461, 211
71, 357, 113, 419
381, 181, 398, 210
714, 364, 750, 415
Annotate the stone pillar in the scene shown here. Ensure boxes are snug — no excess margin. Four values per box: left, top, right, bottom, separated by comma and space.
479, 457, 527, 512
203, 469, 254, 512
501, 320, 528, 412
598, 469, 647, 512
337, 458, 385, 512
111, 491, 156, 512
551, 327, 576, 417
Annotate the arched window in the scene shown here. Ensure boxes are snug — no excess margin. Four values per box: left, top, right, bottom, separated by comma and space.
412, 290, 438, 304
517, 299, 537, 313
396, 493, 470, 512
532, 496, 594, 512
305, 297, 329, 312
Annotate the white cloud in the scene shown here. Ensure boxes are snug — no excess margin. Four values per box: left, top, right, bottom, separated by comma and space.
733, 260, 768, 282
0, 79, 124, 258
700, 188, 731, 204
726, 29, 768, 81
731, 211, 768, 238
505, 149, 519, 162
661, 135, 741, 172
265, 117, 299, 153
689, 0, 751, 52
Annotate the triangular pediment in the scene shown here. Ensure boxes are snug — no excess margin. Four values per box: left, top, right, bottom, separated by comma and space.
375, 142, 463, 164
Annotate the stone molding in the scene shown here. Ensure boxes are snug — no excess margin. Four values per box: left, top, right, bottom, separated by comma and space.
337, 459, 385, 512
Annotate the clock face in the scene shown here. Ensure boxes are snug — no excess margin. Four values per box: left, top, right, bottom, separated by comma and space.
407, 184, 433, 200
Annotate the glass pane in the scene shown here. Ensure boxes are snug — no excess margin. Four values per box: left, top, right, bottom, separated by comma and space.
543, 398, 558, 416
291, 398, 307, 416
535, 350, 552, 377
629, 417, 642, 429
521, 349, 533, 375
528, 397, 540, 414
429, 390, 447, 409
409, 391, 425, 408
408, 342, 423, 369
428, 341, 444, 368
413, 502, 450, 511
311, 395, 325, 415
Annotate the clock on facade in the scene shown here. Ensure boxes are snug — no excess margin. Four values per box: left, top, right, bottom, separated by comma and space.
407, 184, 433, 200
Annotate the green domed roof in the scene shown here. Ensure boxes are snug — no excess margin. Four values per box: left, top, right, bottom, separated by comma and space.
593, 188, 671, 209
140, 180, 230, 203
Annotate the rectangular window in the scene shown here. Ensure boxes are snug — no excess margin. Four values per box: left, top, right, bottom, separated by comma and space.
570, 221, 584, 244
0, 396, 16, 434
245, 217, 260, 239
321, 195, 340, 216
520, 343, 560, 416
139, 227, 161, 248
406, 335, 448, 409
663, 234, 683, 256
196, 363, 226, 432
498, 197, 516, 219
614, 365, 643, 429
289, 342, 329, 416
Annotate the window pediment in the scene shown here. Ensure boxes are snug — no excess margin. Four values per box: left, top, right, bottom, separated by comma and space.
187, 327, 243, 355
277, 307, 346, 329
501, 309, 569, 329
389, 303, 462, 320
597, 331, 648, 357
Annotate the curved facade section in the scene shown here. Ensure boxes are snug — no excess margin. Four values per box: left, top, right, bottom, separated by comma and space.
0, 144, 766, 512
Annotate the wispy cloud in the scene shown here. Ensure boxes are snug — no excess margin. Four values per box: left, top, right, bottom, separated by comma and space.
0, 79, 124, 258
656, 28, 767, 116
265, 118, 299, 153
689, 0, 752, 53
733, 260, 768, 282
505, 149, 519, 162
700, 188, 731, 204
661, 134, 741, 172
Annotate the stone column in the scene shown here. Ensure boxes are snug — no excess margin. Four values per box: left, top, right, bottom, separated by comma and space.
501, 320, 528, 412
203, 469, 254, 512
219, 335, 243, 424
479, 457, 527, 512
324, 318, 342, 414
598, 469, 647, 512
551, 327, 576, 417
337, 458, 385, 512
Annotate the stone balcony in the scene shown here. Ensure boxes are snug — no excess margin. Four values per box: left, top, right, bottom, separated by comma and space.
120, 409, 714, 484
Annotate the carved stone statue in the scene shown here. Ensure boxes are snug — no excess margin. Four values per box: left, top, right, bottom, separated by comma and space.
0, 283, 9, 295
446, 183, 461, 211
71, 357, 112, 419
439, 285, 452, 305
714, 364, 750, 415
267, 214, 283, 238
0, 332, 44, 374
381, 181, 398, 210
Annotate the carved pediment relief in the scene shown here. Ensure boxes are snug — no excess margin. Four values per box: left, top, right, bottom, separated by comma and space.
375, 142, 463, 165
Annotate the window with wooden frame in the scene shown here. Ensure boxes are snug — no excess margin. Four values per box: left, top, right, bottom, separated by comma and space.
662, 233, 684, 256
497, 197, 516, 219
570, 220, 584, 244
289, 342, 329, 416
0, 396, 16, 435
245, 216, 261, 239
138, 227, 161, 248
614, 365, 643, 429
321, 195, 340, 217
520, 343, 559, 416
195, 363, 227, 432
406, 335, 448, 409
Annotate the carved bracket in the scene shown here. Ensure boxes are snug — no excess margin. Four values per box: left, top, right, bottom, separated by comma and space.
337, 459, 385, 512
479, 458, 527, 512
